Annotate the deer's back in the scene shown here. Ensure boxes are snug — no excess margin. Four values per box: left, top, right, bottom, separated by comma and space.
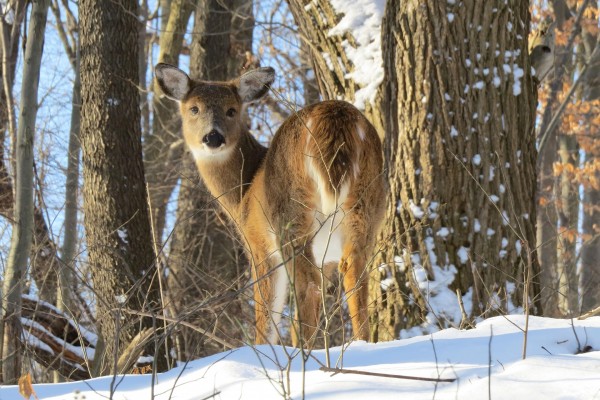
241, 100, 384, 262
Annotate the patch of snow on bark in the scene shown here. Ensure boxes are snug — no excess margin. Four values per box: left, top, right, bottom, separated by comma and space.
328, 0, 385, 109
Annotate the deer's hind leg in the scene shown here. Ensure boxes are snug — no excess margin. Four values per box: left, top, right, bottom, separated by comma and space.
284, 247, 322, 348
339, 192, 383, 341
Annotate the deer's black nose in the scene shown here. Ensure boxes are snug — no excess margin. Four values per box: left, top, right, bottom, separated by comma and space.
202, 130, 225, 148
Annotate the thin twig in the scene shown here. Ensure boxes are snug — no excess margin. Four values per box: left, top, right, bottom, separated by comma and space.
456, 289, 473, 329
319, 366, 456, 383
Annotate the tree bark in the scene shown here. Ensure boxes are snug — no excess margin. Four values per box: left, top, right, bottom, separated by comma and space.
578, 1, 600, 312
2, 0, 50, 383
0, 0, 27, 215
556, 132, 579, 315
536, 109, 560, 316
57, 44, 81, 315
370, 1, 539, 340
79, 0, 168, 374
286, 0, 384, 137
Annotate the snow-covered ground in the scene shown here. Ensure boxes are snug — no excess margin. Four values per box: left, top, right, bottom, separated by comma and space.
5, 315, 600, 399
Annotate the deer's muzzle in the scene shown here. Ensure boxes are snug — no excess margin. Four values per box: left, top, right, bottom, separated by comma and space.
202, 130, 226, 149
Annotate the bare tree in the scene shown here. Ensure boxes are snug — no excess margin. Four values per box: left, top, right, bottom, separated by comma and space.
579, 1, 600, 312
1, 0, 50, 383
79, 0, 168, 374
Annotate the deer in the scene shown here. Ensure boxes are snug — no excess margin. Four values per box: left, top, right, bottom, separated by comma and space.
155, 63, 385, 346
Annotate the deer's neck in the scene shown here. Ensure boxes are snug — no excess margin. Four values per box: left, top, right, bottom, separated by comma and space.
195, 132, 267, 219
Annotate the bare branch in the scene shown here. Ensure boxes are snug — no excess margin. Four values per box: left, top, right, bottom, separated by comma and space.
319, 366, 456, 383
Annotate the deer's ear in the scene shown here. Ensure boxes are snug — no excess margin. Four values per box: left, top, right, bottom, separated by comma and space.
236, 67, 275, 104
155, 63, 191, 101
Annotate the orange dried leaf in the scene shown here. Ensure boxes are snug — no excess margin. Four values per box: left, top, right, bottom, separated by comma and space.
18, 373, 38, 400
562, 229, 578, 243
553, 163, 564, 176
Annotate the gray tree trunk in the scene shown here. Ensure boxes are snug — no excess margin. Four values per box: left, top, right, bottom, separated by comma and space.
556, 132, 579, 315
2, 0, 50, 383
579, 1, 600, 312
79, 0, 168, 374
57, 44, 81, 315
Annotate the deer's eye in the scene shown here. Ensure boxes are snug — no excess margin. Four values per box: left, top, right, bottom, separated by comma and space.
190, 106, 199, 115
226, 108, 237, 118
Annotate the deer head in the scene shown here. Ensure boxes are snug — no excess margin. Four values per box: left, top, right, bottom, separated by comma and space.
155, 64, 275, 161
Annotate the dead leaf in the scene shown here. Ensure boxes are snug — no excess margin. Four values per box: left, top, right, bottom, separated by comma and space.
18, 372, 38, 400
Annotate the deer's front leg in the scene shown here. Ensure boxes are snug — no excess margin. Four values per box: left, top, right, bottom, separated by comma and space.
252, 253, 288, 345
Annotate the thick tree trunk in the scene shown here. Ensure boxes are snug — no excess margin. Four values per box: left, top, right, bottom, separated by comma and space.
2, 0, 50, 383
286, 0, 384, 137
371, 1, 539, 340
79, 0, 168, 374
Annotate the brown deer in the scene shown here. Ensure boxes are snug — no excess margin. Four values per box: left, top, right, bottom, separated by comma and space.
155, 64, 385, 346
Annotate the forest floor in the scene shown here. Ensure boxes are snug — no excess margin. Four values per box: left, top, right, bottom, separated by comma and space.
3, 315, 600, 399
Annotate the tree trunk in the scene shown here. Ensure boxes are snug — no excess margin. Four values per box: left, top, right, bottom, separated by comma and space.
0, 0, 27, 215
286, 0, 384, 137
556, 132, 579, 315
79, 0, 168, 374
371, 1, 539, 340
578, 1, 600, 312
2, 0, 50, 383
57, 44, 81, 315
145, 0, 194, 242
537, 119, 560, 316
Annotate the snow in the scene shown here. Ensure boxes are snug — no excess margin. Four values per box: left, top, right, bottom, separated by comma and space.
21, 317, 95, 363
117, 228, 128, 244
21, 294, 98, 346
450, 125, 458, 138
457, 246, 469, 264
437, 227, 450, 238
6, 316, 600, 399
328, 0, 385, 109
409, 199, 425, 219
